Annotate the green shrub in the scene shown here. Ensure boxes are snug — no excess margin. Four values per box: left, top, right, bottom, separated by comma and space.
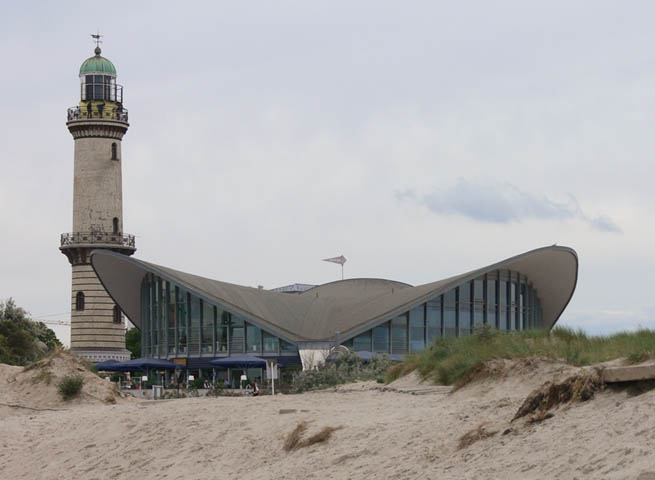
385, 327, 655, 386
58, 374, 84, 400
292, 351, 394, 393
190, 377, 204, 390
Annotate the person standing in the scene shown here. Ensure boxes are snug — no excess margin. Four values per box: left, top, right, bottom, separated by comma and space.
253, 380, 260, 397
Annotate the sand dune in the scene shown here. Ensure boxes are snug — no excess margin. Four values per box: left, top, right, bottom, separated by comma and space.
2, 357, 655, 479
0, 350, 131, 417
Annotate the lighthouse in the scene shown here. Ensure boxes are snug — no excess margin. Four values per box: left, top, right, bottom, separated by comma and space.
60, 37, 134, 362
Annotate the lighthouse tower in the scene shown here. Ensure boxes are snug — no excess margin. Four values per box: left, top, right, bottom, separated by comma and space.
60, 38, 134, 362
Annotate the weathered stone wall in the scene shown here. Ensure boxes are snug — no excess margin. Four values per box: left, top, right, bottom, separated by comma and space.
72, 137, 123, 234
70, 264, 129, 358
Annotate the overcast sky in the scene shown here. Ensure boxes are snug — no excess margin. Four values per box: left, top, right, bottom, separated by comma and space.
2, 1, 654, 345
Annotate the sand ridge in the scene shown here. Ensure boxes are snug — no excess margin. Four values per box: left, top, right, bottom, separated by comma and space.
1, 358, 655, 479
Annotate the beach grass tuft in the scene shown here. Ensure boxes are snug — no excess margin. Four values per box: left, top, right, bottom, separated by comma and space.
58, 374, 84, 400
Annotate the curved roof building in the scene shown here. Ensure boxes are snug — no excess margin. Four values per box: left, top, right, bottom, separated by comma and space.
90, 245, 577, 372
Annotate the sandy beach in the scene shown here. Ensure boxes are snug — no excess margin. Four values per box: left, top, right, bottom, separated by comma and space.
2, 356, 655, 479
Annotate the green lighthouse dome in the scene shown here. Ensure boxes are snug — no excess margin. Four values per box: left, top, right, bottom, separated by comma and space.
79, 46, 116, 76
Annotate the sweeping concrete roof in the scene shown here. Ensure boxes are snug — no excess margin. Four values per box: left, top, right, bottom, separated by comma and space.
91, 245, 578, 343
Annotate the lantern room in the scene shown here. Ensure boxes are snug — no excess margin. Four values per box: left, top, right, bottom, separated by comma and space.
78, 46, 123, 104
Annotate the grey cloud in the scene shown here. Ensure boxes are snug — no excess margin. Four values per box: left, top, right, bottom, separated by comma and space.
588, 215, 622, 233
397, 179, 622, 233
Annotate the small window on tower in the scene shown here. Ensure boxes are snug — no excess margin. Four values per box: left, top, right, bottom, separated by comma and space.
113, 305, 122, 324
112, 217, 119, 234
111, 143, 118, 160
75, 292, 85, 311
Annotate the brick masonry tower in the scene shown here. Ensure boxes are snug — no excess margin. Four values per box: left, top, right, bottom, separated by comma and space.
60, 39, 134, 362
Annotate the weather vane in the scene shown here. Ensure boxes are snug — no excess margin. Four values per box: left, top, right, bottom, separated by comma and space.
91, 29, 103, 48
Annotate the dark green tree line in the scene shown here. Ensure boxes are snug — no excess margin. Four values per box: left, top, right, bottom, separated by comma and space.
0, 298, 62, 366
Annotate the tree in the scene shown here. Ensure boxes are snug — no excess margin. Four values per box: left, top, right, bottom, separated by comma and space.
0, 298, 62, 366
125, 327, 141, 359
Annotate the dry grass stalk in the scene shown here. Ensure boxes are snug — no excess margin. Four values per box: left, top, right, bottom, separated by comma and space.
302, 426, 344, 447
283, 421, 308, 451
512, 371, 602, 422
527, 411, 554, 424
283, 421, 343, 451
453, 361, 505, 391
457, 423, 498, 450
30, 369, 53, 385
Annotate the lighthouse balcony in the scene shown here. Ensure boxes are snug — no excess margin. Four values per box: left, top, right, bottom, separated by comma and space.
60, 232, 136, 250
67, 105, 128, 123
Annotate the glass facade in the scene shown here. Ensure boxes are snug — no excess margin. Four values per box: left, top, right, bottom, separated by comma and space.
140, 270, 543, 362
340, 269, 544, 355
140, 274, 298, 359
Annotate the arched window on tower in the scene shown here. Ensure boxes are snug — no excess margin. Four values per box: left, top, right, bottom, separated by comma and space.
113, 305, 122, 324
111, 143, 118, 160
112, 217, 119, 234
75, 292, 85, 311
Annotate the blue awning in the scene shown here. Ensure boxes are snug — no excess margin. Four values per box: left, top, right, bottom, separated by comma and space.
209, 354, 267, 367
95, 359, 120, 369
96, 358, 186, 372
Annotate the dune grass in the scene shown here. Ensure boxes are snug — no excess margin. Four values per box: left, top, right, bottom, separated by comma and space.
385, 326, 655, 386
57, 374, 84, 400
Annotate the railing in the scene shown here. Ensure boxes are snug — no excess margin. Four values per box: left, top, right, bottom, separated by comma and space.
60, 231, 136, 248
67, 105, 128, 122
80, 81, 124, 104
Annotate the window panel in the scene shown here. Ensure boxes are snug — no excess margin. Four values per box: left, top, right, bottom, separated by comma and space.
391, 314, 408, 354
373, 323, 390, 353
189, 295, 201, 355
353, 331, 372, 352
280, 339, 297, 353
246, 324, 262, 353
444, 289, 457, 337
409, 306, 425, 351
176, 288, 188, 354
168, 282, 176, 354
215, 310, 229, 353
510, 281, 517, 330
201, 301, 214, 353
486, 274, 497, 328
459, 283, 472, 336
499, 280, 508, 331
473, 279, 484, 302
263, 332, 279, 353
427, 298, 442, 343
140, 276, 150, 355
151, 277, 159, 355
230, 315, 244, 354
